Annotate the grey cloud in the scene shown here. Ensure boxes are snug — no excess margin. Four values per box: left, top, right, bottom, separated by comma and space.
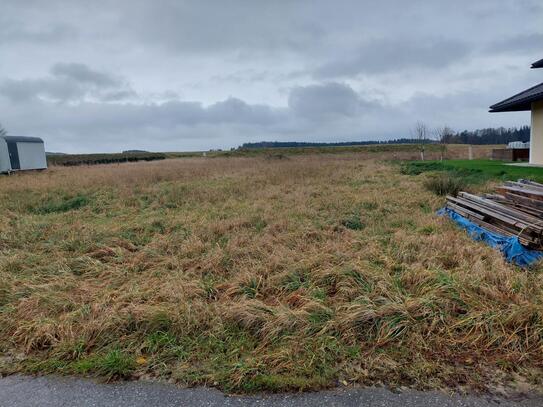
288, 82, 374, 118
0, 1, 540, 153
0, 78, 83, 103
0, 81, 530, 154
100, 90, 139, 102
486, 33, 543, 55
119, 1, 327, 54
206, 98, 280, 125
314, 38, 470, 78
0, 19, 76, 43
51, 63, 124, 88
0, 63, 134, 103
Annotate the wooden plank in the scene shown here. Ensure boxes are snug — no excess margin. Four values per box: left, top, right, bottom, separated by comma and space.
443, 179, 543, 249
497, 186, 543, 201
449, 196, 536, 232
457, 193, 543, 228
445, 201, 486, 220
446, 205, 538, 246
460, 192, 543, 224
504, 180, 543, 191
503, 192, 543, 210
518, 179, 543, 189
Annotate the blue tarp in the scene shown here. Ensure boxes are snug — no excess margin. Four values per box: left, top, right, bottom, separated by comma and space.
437, 207, 543, 267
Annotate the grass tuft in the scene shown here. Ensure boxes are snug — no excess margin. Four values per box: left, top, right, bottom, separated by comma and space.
341, 214, 365, 230
73, 350, 135, 379
423, 174, 465, 196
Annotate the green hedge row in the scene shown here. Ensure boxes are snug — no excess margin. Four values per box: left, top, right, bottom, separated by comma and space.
47, 152, 166, 166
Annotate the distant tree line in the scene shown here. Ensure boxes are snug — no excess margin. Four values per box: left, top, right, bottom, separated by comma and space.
239, 126, 531, 149
239, 139, 423, 149
441, 126, 530, 145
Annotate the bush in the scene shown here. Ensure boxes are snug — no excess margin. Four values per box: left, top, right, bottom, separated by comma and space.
423, 174, 465, 196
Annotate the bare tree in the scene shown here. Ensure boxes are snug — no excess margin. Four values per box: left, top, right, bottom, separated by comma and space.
434, 125, 453, 161
0, 124, 7, 138
412, 121, 428, 160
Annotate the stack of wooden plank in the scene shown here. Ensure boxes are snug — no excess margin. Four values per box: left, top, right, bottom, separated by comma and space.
445, 179, 543, 248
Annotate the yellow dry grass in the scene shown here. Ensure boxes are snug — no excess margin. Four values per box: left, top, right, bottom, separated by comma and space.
0, 152, 541, 393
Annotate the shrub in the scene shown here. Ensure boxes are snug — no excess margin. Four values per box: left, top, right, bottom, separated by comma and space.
423, 174, 465, 196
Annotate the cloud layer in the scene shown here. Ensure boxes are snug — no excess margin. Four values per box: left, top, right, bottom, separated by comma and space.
0, 0, 541, 153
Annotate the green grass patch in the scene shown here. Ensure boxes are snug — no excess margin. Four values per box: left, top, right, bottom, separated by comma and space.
341, 214, 365, 230
402, 159, 543, 184
30, 194, 91, 214
73, 349, 136, 379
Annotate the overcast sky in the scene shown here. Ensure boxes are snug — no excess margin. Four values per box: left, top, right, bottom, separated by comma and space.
1, 1, 542, 153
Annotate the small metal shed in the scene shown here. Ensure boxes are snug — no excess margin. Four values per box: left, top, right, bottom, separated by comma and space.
0, 136, 47, 173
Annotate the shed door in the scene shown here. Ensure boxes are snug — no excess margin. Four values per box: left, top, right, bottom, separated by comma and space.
7, 141, 20, 170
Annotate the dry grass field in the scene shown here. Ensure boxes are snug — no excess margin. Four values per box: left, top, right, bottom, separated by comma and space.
1, 149, 542, 393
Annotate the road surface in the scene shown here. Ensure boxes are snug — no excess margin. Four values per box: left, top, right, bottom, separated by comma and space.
0, 375, 542, 407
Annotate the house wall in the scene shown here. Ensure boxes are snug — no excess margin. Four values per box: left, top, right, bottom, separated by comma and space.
0, 138, 11, 173
531, 101, 543, 165
16, 142, 47, 170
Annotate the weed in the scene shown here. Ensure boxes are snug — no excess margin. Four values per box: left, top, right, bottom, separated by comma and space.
282, 271, 308, 292
240, 277, 261, 299
341, 214, 364, 230
145, 332, 177, 353
423, 174, 465, 196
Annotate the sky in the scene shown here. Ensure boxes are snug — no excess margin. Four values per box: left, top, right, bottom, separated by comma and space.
0, 0, 542, 153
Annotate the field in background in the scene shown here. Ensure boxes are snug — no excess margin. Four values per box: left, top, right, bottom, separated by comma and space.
169, 143, 501, 160
48, 143, 501, 166
2, 150, 542, 394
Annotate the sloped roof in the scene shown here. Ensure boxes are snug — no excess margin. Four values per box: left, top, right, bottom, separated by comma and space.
489, 82, 543, 112
532, 59, 543, 69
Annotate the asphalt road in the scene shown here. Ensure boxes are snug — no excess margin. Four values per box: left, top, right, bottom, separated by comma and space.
0, 375, 542, 407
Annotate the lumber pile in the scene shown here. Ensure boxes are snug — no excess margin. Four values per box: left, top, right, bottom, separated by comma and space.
445, 179, 543, 248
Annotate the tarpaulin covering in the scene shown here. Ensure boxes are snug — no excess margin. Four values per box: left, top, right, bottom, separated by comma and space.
437, 207, 543, 267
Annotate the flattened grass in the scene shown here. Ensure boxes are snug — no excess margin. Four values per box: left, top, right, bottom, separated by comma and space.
0, 155, 542, 394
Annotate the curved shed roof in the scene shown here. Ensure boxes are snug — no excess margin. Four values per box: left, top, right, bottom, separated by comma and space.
0, 136, 44, 143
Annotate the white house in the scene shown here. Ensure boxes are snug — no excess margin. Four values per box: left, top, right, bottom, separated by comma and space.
490, 58, 543, 165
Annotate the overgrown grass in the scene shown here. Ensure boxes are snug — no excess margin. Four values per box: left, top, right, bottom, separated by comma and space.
0, 154, 542, 394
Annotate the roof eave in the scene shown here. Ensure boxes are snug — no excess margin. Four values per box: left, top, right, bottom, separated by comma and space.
489, 106, 532, 113
531, 58, 543, 69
